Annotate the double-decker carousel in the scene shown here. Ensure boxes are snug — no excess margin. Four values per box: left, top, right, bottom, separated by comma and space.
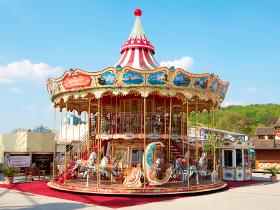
47, 9, 229, 195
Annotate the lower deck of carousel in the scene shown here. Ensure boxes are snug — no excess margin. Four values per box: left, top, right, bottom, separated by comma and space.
47, 179, 227, 195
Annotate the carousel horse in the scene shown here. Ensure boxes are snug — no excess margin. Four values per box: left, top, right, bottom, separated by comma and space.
123, 163, 142, 188
143, 142, 172, 186
196, 152, 208, 178
171, 157, 196, 183
72, 151, 98, 178
191, 152, 208, 185
100, 156, 121, 178
82, 151, 98, 178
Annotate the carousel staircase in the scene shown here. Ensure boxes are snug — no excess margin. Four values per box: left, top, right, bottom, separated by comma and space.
55, 132, 106, 183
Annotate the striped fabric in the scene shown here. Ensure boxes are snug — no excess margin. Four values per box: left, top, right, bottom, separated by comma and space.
115, 15, 159, 70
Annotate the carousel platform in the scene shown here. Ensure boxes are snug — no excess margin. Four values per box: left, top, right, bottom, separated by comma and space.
47, 179, 227, 195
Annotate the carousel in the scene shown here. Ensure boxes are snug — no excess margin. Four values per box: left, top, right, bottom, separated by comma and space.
46, 9, 229, 195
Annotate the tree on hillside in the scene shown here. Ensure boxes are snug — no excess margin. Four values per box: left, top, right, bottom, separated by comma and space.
266, 116, 278, 126
188, 104, 280, 136
218, 112, 254, 136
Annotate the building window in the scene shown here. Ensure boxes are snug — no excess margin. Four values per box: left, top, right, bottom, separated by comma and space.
224, 150, 233, 167
236, 149, 243, 167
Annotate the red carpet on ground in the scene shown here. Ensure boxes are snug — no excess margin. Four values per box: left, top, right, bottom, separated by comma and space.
0, 180, 267, 208
225, 180, 267, 189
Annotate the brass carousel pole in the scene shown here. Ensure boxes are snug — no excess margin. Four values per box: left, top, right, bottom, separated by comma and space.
99, 98, 103, 187
78, 111, 81, 142
182, 102, 185, 156
212, 105, 216, 183
207, 103, 211, 169
73, 110, 75, 142
195, 98, 198, 162
99, 98, 103, 157
115, 95, 118, 134
97, 98, 101, 188
139, 97, 142, 133
53, 106, 56, 179
218, 105, 222, 180
64, 103, 68, 185
111, 94, 113, 134
164, 97, 167, 136
87, 98, 91, 151
100, 96, 103, 159
60, 109, 63, 162
169, 97, 172, 161
143, 96, 147, 189
186, 100, 190, 187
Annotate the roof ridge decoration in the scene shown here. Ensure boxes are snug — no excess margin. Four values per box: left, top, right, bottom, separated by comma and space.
115, 8, 159, 70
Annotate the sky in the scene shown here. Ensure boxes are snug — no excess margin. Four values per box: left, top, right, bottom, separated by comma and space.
0, 0, 280, 133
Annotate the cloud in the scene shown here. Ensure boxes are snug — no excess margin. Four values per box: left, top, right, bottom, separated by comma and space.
9, 87, 24, 94
25, 104, 36, 111
222, 101, 243, 107
246, 87, 256, 93
0, 59, 63, 84
160, 56, 194, 69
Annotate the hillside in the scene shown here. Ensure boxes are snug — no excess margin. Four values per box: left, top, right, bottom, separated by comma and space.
189, 104, 280, 137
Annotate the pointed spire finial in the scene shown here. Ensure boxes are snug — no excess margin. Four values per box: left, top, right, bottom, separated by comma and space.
115, 9, 159, 70
134, 8, 142, 16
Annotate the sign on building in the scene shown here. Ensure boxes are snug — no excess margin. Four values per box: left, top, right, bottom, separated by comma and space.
9, 156, 31, 168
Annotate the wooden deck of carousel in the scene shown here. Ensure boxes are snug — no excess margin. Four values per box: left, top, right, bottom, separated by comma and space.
47, 179, 227, 195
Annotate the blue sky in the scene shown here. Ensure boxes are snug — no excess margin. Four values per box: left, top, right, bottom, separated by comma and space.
0, 0, 280, 133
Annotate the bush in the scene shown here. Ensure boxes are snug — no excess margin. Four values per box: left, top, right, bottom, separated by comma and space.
265, 165, 280, 176
3, 167, 20, 177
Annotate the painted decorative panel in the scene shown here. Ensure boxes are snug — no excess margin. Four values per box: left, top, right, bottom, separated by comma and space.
122, 71, 144, 85
114, 148, 128, 162
194, 77, 208, 89
148, 71, 167, 85
220, 85, 227, 97
62, 73, 92, 90
173, 73, 191, 87
210, 80, 219, 92
147, 133, 161, 139
97, 72, 116, 85
223, 167, 234, 181
235, 168, 244, 181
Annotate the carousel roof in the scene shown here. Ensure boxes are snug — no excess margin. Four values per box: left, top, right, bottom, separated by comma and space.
46, 8, 229, 111
115, 9, 159, 70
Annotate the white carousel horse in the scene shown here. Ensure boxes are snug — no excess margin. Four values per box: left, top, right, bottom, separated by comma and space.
143, 142, 172, 186
82, 151, 98, 178
72, 151, 97, 178
100, 156, 121, 178
191, 152, 208, 185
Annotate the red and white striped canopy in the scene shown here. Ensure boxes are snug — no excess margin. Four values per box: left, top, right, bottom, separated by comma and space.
115, 9, 159, 70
